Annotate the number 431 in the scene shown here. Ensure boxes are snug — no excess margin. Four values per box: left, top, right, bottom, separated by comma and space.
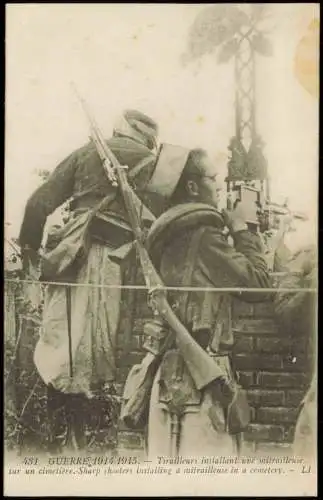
23, 457, 39, 466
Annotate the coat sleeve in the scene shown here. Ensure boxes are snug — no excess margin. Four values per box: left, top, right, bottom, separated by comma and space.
19, 151, 78, 251
198, 228, 270, 291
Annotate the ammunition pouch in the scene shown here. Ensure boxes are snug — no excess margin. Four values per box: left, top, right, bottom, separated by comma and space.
89, 212, 134, 249
143, 318, 170, 356
41, 196, 134, 282
121, 353, 160, 430
41, 211, 92, 282
121, 325, 174, 429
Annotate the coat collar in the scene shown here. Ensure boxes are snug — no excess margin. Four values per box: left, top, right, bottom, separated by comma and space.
146, 202, 225, 263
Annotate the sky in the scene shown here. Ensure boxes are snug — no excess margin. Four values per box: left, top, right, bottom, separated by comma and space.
5, 3, 319, 250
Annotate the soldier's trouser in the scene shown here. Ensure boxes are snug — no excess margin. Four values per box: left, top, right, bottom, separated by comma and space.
47, 384, 87, 452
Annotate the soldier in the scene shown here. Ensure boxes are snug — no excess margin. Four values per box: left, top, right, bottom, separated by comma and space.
273, 245, 317, 460
19, 109, 158, 450
134, 146, 270, 457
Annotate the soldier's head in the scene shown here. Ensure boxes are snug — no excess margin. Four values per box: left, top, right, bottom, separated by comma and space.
170, 148, 223, 208
113, 109, 158, 151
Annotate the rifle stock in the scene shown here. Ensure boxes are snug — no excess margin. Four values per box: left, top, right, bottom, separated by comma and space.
154, 292, 225, 390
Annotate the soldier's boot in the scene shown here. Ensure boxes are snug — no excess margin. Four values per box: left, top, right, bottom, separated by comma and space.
65, 394, 87, 451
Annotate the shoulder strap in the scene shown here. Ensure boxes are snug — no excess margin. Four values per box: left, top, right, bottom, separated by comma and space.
177, 227, 232, 354
156, 226, 207, 357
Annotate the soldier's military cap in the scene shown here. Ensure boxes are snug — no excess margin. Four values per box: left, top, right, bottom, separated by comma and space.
114, 109, 159, 151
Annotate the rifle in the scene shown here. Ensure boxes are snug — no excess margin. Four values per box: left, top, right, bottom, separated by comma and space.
72, 85, 224, 391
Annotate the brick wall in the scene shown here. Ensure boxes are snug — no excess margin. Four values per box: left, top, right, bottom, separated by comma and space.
116, 278, 312, 456
231, 298, 310, 454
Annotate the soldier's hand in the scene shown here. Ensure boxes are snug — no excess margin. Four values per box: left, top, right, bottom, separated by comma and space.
223, 200, 249, 234
22, 246, 40, 278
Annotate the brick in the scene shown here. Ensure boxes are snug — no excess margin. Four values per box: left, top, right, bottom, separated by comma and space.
244, 424, 284, 442
254, 335, 308, 357
290, 337, 308, 354
284, 390, 306, 407
257, 407, 299, 425
255, 442, 293, 455
232, 319, 278, 335
233, 353, 283, 370
255, 337, 292, 354
249, 407, 257, 422
282, 355, 309, 373
237, 371, 255, 388
247, 389, 285, 407
284, 425, 296, 443
118, 431, 145, 450
233, 335, 254, 353
256, 372, 308, 389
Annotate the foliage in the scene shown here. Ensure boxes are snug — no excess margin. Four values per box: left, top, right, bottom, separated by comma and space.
183, 5, 246, 63
5, 192, 119, 455
182, 4, 273, 65
251, 32, 273, 57
4, 279, 48, 453
217, 38, 239, 64
4, 276, 121, 455
34, 168, 52, 182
